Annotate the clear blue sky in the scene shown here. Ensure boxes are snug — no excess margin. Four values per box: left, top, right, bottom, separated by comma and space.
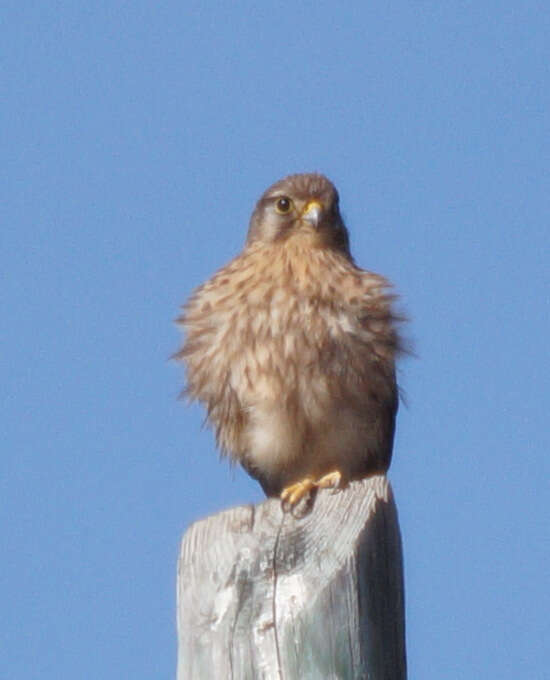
3, 2, 549, 678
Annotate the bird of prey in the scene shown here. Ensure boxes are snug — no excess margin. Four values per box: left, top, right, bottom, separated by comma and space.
175, 173, 403, 509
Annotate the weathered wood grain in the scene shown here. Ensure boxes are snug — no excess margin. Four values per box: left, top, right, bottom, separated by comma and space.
177, 475, 406, 680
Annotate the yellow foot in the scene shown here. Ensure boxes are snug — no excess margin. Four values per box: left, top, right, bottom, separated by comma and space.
280, 476, 316, 508
316, 470, 343, 490
280, 470, 346, 512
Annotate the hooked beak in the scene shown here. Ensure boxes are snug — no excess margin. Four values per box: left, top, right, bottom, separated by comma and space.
301, 200, 323, 228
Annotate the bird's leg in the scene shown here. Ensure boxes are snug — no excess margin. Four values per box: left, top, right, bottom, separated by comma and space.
280, 469, 346, 511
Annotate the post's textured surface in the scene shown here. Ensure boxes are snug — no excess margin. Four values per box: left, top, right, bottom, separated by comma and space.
177, 476, 406, 680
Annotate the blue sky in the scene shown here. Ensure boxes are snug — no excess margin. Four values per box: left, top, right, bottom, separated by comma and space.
3, 2, 549, 678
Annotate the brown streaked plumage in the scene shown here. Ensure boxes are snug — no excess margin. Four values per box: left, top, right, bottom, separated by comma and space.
175, 173, 403, 508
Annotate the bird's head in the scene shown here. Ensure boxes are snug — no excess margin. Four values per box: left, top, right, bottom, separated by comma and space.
246, 173, 350, 254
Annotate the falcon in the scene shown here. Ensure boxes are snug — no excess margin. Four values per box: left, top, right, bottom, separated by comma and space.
175, 173, 403, 509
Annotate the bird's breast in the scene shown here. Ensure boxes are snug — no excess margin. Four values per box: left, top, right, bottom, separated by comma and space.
181, 243, 397, 471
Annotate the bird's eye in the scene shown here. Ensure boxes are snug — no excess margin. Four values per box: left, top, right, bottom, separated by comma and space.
275, 197, 293, 214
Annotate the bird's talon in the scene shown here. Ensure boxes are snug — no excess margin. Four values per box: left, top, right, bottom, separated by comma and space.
280, 477, 315, 510
280, 471, 346, 511
316, 470, 344, 490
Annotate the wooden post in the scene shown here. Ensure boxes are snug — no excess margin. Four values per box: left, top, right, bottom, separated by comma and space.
176, 475, 406, 680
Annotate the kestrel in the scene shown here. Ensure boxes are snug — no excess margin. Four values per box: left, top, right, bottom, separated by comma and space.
176, 173, 403, 508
